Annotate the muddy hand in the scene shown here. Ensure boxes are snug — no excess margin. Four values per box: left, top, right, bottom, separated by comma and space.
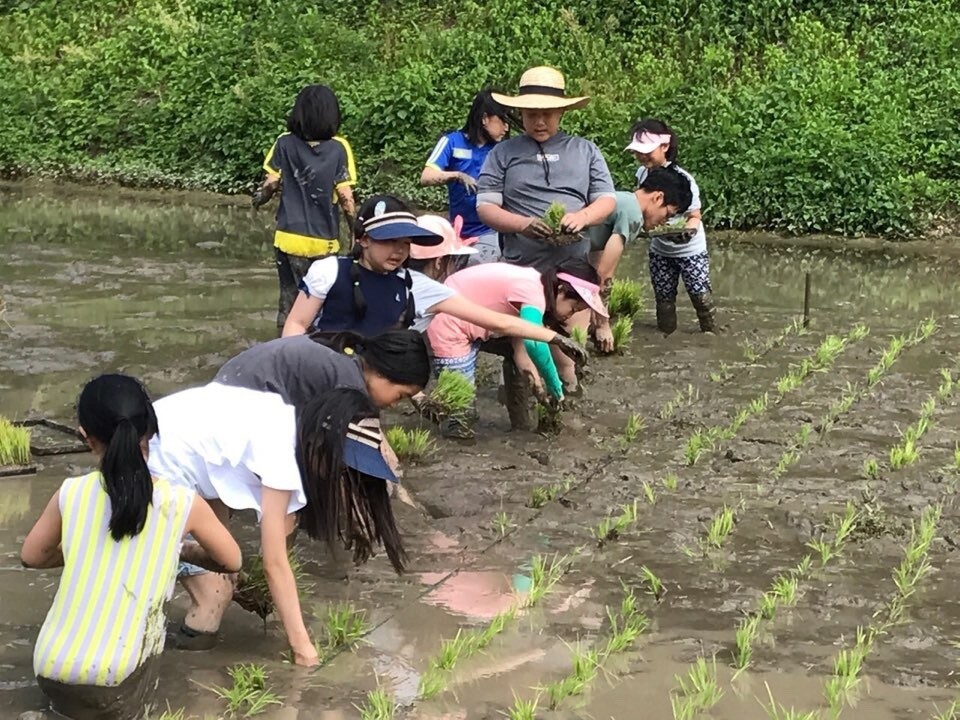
560, 211, 587, 234
551, 333, 588, 365
522, 218, 554, 239
594, 324, 614, 354
293, 647, 320, 667
457, 172, 479, 194
251, 189, 268, 210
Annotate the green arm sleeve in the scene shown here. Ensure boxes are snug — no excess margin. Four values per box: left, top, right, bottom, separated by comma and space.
518, 305, 564, 398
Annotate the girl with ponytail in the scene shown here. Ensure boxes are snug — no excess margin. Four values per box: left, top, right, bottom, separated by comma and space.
22, 374, 240, 719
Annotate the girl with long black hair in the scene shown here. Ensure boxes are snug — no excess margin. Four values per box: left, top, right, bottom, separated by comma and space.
22, 375, 240, 719
147, 384, 404, 667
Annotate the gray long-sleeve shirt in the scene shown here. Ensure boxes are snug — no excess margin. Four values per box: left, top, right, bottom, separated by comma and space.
476, 131, 616, 272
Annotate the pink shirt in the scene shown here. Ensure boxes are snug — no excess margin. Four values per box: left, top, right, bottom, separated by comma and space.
427, 264, 545, 357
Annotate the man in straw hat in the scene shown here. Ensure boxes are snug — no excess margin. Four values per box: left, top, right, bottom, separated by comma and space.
476, 66, 616, 273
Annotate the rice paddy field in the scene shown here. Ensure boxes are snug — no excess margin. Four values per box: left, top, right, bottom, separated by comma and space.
1, 180, 959, 719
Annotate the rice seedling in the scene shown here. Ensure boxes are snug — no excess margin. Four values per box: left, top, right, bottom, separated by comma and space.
954, 443, 960, 471
704, 505, 735, 549
932, 699, 960, 720
914, 316, 937, 342
758, 591, 778, 620
771, 574, 799, 607
862, 458, 880, 480
641, 481, 656, 505
848, 323, 870, 341
749, 393, 769, 416
611, 316, 634, 352
759, 683, 820, 720
593, 500, 638, 546
710, 361, 732, 383
607, 278, 645, 319
890, 505, 940, 605
621, 413, 644, 446
527, 484, 558, 509
153, 710, 186, 720
937, 368, 955, 399
733, 614, 761, 669
670, 657, 723, 720
662, 473, 679, 491
429, 629, 481, 672
356, 687, 397, 720
428, 369, 475, 417
823, 642, 868, 714
773, 449, 798, 478
603, 587, 649, 656
525, 553, 569, 607
508, 693, 540, 720
807, 537, 834, 566
660, 384, 699, 419
684, 428, 711, 465
543, 201, 567, 232
493, 510, 512, 538
640, 565, 665, 601
384, 426, 435, 462
0, 417, 31, 466
315, 602, 368, 659
417, 667, 446, 700
235, 549, 311, 620
207, 663, 282, 717
570, 325, 588, 346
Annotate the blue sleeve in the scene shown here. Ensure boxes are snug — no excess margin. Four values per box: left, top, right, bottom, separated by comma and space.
518, 305, 564, 399
425, 133, 454, 171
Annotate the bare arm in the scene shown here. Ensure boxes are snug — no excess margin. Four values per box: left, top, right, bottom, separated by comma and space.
21, 491, 64, 569
560, 195, 617, 234
421, 166, 461, 187
181, 495, 242, 574
595, 234, 625, 288
282, 292, 324, 337
260, 487, 317, 666
429, 294, 556, 343
685, 209, 702, 229
477, 203, 549, 236
336, 185, 356, 223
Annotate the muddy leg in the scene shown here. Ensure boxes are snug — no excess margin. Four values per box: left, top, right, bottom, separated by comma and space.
649, 250, 681, 335
678, 251, 715, 333
688, 292, 717, 332
502, 356, 534, 431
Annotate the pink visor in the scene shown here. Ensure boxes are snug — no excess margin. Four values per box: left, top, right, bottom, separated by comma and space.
625, 131, 672, 154
409, 215, 479, 260
558, 272, 609, 318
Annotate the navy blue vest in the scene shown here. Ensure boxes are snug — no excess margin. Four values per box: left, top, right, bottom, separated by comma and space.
313, 257, 410, 336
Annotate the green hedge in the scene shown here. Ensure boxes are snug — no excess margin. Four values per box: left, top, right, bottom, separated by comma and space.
1, 0, 958, 235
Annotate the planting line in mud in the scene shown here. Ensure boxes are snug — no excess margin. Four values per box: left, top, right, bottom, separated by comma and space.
659, 316, 808, 420
685, 323, 869, 466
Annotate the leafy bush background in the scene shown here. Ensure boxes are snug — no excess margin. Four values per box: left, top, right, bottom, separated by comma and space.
1, 0, 958, 235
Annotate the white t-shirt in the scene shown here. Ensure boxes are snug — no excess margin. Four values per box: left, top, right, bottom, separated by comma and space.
637, 163, 707, 258
147, 384, 305, 517
300, 256, 455, 332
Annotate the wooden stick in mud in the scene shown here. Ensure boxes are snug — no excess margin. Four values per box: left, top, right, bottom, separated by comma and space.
803, 272, 812, 328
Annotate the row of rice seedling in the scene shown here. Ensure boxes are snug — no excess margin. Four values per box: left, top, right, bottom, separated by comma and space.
685, 325, 868, 466
416, 552, 575, 701
820, 505, 941, 717
739, 316, 808, 363
199, 662, 283, 717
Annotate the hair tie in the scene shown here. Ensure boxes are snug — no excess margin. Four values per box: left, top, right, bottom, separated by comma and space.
344, 347, 355, 356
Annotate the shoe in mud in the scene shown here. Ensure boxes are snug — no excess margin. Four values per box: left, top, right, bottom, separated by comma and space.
165, 623, 218, 651
656, 300, 678, 335
688, 292, 717, 333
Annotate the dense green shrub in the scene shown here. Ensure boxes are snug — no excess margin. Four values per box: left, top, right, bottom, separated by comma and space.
1, 0, 958, 235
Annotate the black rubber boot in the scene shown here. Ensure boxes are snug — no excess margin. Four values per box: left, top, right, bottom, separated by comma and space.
689, 292, 717, 333
656, 300, 678, 335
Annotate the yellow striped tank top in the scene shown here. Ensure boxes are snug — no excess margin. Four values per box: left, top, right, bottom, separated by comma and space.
33, 471, 193, 686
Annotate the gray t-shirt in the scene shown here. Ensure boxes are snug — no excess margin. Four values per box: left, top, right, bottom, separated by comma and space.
636, 163, 707, 258
213, 335, 365, 408
586, 191, 645, 252
476, 132, 616, 272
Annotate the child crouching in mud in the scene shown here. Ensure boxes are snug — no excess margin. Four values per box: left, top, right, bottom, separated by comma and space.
21, 374, 241, 720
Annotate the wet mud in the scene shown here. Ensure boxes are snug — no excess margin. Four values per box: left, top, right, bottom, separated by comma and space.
2, 182, 960, 718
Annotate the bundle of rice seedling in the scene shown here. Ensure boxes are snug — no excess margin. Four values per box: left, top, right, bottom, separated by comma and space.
234, 549, 312, 620
0, 418, 30, 466
428, 370, 475, 418
607, 279, 645, 320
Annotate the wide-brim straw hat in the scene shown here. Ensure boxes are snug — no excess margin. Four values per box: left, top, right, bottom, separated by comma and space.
491, 66, 590, 110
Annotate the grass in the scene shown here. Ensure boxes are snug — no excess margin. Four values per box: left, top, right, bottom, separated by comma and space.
670, 657, 723, 720
356, 687, 397, 720
0, 417, 30, 466
429, 369, 475, 416
607, 278, 645, 319
611, 315, 634, 352
384, 426, 435, 462
704, 505, 735, 549
206, 663, 282, 717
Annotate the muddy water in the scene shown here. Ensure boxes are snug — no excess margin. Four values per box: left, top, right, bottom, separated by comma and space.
2, 181, 960, 719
